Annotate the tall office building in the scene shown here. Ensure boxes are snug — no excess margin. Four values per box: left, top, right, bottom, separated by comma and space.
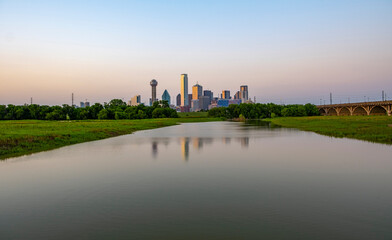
129, 95, 141, 106
176, 94, 181, 106
188, 94, 192, 108
162, 89, 171, 105
234, 91, 240, 100
191, 99, 199, 112
203, 90, 213, 100
203, 90, 213, 106
150, 79, 158, 104
222, 90, 230, 99
199, 96, 211, 111
192, 83, 203, 100
240, 85, 248, 101
180, 74, 188, 106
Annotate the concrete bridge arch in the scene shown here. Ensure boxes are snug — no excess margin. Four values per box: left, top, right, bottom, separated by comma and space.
352, 106, 368, 116
369, 106, 387, 116
339, 107, 351, 116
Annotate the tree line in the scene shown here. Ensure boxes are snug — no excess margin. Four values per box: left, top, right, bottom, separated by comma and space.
208, 103, 320, 119
0, 99, 178, 120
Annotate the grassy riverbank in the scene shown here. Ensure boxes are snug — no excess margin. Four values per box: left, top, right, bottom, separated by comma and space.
266, 116, 392, 144
178, 112, 209, 118
0, 117, 221, 160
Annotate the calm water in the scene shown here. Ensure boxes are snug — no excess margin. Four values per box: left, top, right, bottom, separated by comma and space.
1, 121, 392, 240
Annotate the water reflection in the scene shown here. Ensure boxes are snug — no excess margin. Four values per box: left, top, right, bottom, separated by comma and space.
181, 137, 190, 161
240, 137, 249, 148
1, 121, 392, 240
152, 141, 158, 158
151, 136, 250, 161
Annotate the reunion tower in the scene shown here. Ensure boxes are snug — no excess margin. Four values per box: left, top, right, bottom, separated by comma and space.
150, 79, 158, 104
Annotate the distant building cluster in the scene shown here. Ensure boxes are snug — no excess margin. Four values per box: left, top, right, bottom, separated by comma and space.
128, 95, 141, 106
122, 73, 251, 112
176, 74, 252, 112
80, 101, 90, 108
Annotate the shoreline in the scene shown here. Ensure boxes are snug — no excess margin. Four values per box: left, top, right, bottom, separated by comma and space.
0, 117, 222, 160
264, 116, 392, 145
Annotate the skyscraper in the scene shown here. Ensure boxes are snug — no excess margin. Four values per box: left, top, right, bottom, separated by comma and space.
234, 91, 240, 100
192, 83, 203, 100
203, 90, 213, 106
222, 90, 230, 99
129, 95, 141, 106
180, 74, 188, 106
199, 96, 210, 111
176, 94, 181, 106
162, 89, 171, 105
188, 94, 192, 107
150, 79, 158, 104
203, 90, 213, 100
240, 85, 248, 101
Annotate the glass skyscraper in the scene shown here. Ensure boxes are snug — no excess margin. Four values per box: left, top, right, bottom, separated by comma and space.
180, 74, 188, 106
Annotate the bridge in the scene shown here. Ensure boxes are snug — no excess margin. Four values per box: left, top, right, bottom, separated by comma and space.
317, 101, 392, 116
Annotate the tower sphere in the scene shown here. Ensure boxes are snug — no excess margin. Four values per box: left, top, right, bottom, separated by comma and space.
150, 79, 158, 86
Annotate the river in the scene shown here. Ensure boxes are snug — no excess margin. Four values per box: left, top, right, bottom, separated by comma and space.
1, 121, 391, 239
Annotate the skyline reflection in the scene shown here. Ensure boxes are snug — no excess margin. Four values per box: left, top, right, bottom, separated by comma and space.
149, 136, 250, 161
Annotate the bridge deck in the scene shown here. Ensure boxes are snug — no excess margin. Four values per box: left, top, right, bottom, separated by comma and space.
317, 101, 392, 116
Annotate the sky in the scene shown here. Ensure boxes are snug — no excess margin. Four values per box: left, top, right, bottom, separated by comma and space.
0, 0, 391, 105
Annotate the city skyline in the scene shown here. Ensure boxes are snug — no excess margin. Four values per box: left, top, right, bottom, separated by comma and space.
0, 0, 391, 105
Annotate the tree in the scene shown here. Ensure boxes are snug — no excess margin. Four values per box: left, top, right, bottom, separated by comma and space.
108, 99, 126, 109
170, 110, 179, 118
159, 100, 170, 108
62, 104, 77, 120
0, 105, 6, 120
5, 104, 16, 120
152, 108, 165, 118
39, 105, 51, 120
15, 106, 28, 120
28, 104, 41, 119
136, 110, 147, 119
281, 105, 306, 117
79, 108, 89, 120
115, 111, 127, 120
46, 109, 65, 120
304, 103, 320, 116
98, 109, 109, 120
89, 103, 104, 119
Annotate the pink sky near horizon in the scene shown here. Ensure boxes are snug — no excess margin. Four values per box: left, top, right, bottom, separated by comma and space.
1, 0, 391, 105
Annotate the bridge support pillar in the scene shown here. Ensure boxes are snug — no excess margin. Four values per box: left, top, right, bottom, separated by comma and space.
388, 105, 391, 116
336, 107, 341, 116
364, 106, 371, 116
348, 107, 354, 116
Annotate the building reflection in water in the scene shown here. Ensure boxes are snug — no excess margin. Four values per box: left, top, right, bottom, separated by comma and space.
181, 137, 190, 161
193, 138, 203, 150
222, 137, 231, 145
152, 141, 158, 158
240, 137, 249, 148
149, 137, 247, 161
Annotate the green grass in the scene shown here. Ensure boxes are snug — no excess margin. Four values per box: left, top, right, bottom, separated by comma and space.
177, 112, 209, 118
265, 116, 392, 144
0, 116, 221, 160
